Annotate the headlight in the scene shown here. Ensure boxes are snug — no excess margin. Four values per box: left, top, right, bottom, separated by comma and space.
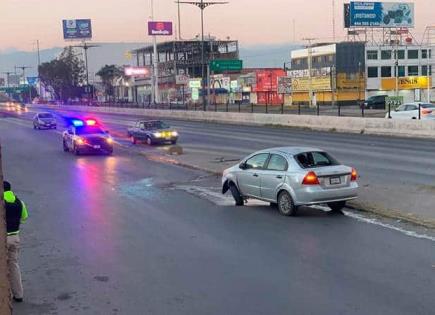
172, 131, 178, 137
153, 132, 162, 138
75, 137, 85, 145
106, 137, 114, 144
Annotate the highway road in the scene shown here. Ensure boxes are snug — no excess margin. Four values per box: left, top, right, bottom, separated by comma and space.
1, 108, 435, 314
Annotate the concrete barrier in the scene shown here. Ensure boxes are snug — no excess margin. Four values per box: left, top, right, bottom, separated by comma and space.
34, 104, 435, 139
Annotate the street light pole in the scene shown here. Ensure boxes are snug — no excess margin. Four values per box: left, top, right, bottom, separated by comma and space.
302, 38, 317, 107
36, 40, 42, 98
150, 0, 160, 105
177, 0, 229, 111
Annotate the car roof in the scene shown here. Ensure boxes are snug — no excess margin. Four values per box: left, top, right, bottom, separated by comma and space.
137, 120, 163, 123
254, 146, 325, 156
37, 112, 53, 115
403, 102, 434, 106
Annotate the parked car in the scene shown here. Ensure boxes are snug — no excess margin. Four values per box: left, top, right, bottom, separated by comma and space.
222, 147, 359, 216
33, 112, 57, 129
386, 102, 435, 120
127, 120, 178, 145
363, 95, 387, 109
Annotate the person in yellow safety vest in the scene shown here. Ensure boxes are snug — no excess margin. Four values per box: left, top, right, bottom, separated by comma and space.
3, 181, 28, 303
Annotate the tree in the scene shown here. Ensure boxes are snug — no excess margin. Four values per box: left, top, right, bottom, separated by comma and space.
39, 46, 85, 101
96, 65, 123, 101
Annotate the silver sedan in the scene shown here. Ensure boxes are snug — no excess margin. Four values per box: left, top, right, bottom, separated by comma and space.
222, 147, 358, 216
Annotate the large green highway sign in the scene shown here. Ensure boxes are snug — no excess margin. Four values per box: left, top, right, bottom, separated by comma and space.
210, 59, 243, 73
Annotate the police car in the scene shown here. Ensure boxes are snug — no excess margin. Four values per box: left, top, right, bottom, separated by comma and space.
62, 119, 114, 155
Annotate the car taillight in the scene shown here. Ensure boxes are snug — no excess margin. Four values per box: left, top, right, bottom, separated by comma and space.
302, 171, 320, 185
351, 168, 358, 181
421, 109, 432, 115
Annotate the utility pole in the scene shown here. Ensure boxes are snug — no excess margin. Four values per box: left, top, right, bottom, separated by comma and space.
1, 72, 13, 88
176, 0, 182, 40
36, 40, 42, 97
302, 38, 317, 107
71, 43, 99, 103
177, 0, 229, 111
332, 0, 336, 42
0, 142, 12, 315
16, 66, 31, 103
150, 0, 160, 105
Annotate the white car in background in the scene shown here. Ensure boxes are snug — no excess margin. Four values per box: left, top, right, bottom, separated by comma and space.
386, 102, 435, 120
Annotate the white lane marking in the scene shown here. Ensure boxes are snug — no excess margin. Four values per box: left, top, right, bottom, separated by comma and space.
343, 211, 435, 242
176, 185, 435, 243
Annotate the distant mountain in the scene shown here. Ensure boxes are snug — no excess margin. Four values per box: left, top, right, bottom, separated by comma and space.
0, 42, 145, 82
240, 43, 302, 68
0, 42, 302, 82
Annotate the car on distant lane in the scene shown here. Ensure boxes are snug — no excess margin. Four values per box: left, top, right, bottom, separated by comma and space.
63, 119, 113, 155
127, 120, 178, 145
386, 102, 435, 120
33, 112, 57, 129
222, 147, 359, 216
363, 95, 387, 110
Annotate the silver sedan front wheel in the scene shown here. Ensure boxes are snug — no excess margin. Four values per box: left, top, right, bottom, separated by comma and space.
277, 191, 297, 216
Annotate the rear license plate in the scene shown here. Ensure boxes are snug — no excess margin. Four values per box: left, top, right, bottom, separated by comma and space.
329, 177, 341, 185
93, 145, 101, 149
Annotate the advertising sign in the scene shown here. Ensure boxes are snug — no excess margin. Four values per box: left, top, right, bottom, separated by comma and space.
211, 75, 230, 91
349, 2, 414, 28
124, 67, 150, 77
148, 21, 173, 36
26, 77, 38, 86
175, 74, 189, 85
62, 19, 92, 39
292, 77, 331, 92
255, 69, 286, 92
381, 77, 431, 90
8, 75, 21, 86
277, 77, 292, 94
191, 88, 199, 101
189, 79, 202, 89
230, 80, 238, 90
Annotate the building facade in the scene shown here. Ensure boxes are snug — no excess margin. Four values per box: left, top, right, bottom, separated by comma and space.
132, 38, 239, 104
365, 44, 434, 103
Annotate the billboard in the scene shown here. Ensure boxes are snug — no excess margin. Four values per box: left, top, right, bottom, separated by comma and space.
63, 19, 92, 39
381, 77, 431, 90
124, 67, 150, 77
292, 77, 331, 92
148, 21, 173, 36
277, 77, 292, 94
349, 2, 414, 28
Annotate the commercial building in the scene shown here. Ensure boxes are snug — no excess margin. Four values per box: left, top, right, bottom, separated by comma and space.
365, 44, 434, 103
289, 42, 366, 105
131, 38, 239, 103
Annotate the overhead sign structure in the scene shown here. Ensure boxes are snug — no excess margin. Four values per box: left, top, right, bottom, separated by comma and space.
349, 2, 414, 28
124, 67, 150, 77
210, 59, 243, 73
62, 19, 92, 39
381, 77, 431, 90
148, 21, 173, 36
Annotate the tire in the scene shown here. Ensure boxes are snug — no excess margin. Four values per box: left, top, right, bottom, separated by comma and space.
171, 140, 177, 145
229, 183, 244, 206
131, 136, 137, 144
63, 140, 69, 152
328, 201, 346, 214
33, 124, 36, 129
146, 137, 154, 146
277, 191, 297, 216
74, 145, 81, 156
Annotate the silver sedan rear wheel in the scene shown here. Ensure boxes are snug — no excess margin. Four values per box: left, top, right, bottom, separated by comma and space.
277, 191, 297, 216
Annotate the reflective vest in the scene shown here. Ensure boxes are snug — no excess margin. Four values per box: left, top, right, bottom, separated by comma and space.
4, 191, 28, 235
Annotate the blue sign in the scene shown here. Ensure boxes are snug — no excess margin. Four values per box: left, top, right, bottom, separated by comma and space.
349, 2, 414, 28
26, 77, 38, 86
62, 19, 92, 39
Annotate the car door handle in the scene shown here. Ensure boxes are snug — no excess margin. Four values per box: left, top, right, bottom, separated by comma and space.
276, 175, 283, 179
253, 173, 259, 177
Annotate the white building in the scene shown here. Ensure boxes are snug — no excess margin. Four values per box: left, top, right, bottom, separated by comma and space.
365, 44, 434, 103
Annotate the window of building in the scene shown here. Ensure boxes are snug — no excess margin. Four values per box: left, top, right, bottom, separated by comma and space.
328, 55, 334, 62
408, 50, 419, 59
381, 66, 392, 77
395, 50, 405, 60
381, 50, 392, 60
367, 50, 378, 60
422, 49, 428, 59
397, 66, 405, 77
422, 65, 433, 76
367, 67, 378, 78
408, 66, 419, 76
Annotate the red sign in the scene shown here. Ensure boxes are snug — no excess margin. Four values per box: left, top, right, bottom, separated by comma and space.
124, 67, 150, 77
255, 69, 286, 92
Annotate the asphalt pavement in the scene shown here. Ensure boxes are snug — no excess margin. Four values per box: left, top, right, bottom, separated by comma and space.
28, 105, 435, 225
1, 110, 435, 314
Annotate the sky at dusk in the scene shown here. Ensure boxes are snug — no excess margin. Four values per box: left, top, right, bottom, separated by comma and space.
0, 0, 433, 51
